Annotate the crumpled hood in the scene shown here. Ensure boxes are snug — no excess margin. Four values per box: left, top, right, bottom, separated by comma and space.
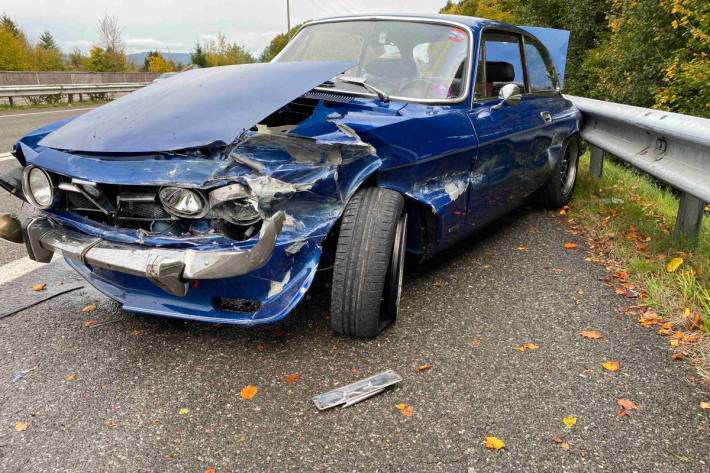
38, 60, 356, 154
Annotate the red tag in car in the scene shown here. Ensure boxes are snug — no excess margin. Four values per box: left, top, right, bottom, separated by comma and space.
448, 29, 466, 42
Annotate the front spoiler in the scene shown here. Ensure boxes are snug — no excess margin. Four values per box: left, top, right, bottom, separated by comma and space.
22, 212, 285, 296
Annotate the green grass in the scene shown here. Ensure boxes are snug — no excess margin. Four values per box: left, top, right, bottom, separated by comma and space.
0, 99, 111, 112
571, 151, 710, 330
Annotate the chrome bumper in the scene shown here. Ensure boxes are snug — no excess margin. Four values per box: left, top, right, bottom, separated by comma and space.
21, 212, 285, 297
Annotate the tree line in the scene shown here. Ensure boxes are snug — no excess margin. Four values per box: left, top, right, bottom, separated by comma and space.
440, 0, 708, 117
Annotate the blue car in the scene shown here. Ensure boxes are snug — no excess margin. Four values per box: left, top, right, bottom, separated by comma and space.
0, 14, 580, 337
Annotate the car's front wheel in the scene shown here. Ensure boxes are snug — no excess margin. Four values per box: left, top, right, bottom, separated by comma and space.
330, 187, 406, 338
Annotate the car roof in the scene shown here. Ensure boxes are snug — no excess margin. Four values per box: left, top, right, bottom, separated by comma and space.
310, 13, 529, 36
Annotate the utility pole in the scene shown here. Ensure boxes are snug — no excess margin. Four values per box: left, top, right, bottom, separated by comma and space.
287, 0, 291, 38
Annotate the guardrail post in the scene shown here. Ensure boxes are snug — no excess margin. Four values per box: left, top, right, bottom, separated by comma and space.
8, 97, 13, 107
674, 192, 705, 239
589, 145, 604, 178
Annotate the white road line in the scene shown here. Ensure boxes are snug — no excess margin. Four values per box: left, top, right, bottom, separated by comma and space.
0, 107, 97, 118
0, 153, 13, 162
0, 256, 55, 286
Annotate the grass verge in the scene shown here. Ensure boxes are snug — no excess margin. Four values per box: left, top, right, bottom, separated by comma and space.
0, 99, 111, 112
567, 151, 710, 381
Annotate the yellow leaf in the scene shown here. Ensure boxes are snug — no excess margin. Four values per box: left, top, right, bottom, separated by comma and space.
66, 373, 76, 381
514, 346, 525, 352
523, 343, 539, 350
517, 247, 527, 251
32, 283, 46, 291
666, 257, 683, 272
602, 361, 619, 371
397, 404, 407, 410
15, 421, 28, 432
400, 405, 413, 417
107, 422, 117, 428
670, 339, 679, 346
684, 307, 690, 316
484, 436, 505, 450
178, 408, 189, 415
580, 331, 603, 339
563, 416, 577, 428
701, 402, 710, 410
241, 385, 258, 399
82, 303, 97, 312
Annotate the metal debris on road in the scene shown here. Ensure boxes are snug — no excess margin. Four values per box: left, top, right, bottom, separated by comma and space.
312, 370, 402, 410
0, 285, 84, 320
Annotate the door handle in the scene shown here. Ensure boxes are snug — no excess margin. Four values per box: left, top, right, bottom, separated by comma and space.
540, 111, 552, 123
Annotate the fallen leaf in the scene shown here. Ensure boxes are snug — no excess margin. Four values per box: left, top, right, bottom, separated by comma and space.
287, 374, 299, 383
397, 404, 407, 410
523, 343, 539, 350
563, 416, 577, 428
82, 303, 97, 312
612, 271, 630, 279
31, 283, 46, 291
561, 442, 570, 450
564, 243, 579, 249
401, 405, 413, 417
152, 418, 159, 424
483, 436, 505, 450
66, 373, 76, 381
417, 365, 431, 372
273, 329, 284, 337
131, 330, 140, 335
701, 402, 710, 410
433, 282, 442, 288
529, 228, 539, 233
618, 408, 629, 416
15, 421, 28, 432
204, 469, 216, 473
517, 247, 527, 251
602, 361, 619, 371
257, 344, 264, 351
670, 339, 680, 346
671, 353, 684, 360
666, 257, 683, 273
178, 408, 189, 415
617, 398, 637, 410
514, 346, 525, 352
552, 435, 564, 443
640, 309, 659, 321
241, 385, 258, 399
83, 320, 98, 327
482, 264, 491, 269
672, 332, 686, 340
580, 331, 603, 339
107, 423, 117, 428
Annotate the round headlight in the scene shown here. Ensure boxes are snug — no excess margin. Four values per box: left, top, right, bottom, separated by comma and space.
159, 187, 205, 217
23, 166, 54, 209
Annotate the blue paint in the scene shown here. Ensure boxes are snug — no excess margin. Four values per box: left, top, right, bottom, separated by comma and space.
6, 15, 580, 327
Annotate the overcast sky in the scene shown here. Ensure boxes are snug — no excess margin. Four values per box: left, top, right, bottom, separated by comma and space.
5, 0, 447, 55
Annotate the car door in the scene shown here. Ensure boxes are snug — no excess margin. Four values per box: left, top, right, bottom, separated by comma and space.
467, 30, 538, 228
520, 34, 574, 192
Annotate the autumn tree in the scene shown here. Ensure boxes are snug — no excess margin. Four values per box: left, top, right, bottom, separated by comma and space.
34, 30, 64, 70
259, 23, 306, 62
194, 33, 255, 67
145, 52, 174, 73
0, 14, 32, 70
94, 14, 126, 71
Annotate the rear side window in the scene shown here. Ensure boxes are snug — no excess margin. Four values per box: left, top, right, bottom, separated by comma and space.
525, 37, 558, 92
476, 31, 526, 99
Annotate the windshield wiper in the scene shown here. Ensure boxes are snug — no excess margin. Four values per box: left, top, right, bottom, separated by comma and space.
336, 76, 390, 103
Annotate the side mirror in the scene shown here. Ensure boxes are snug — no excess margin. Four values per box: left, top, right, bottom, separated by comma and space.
492, 83, 522, 110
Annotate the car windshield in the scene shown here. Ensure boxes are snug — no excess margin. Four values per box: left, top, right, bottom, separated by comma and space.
274, 20, 470, 102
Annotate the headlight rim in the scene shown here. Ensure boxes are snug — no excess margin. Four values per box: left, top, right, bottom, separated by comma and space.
22, 165, 56, 209
158, 186, 208, 218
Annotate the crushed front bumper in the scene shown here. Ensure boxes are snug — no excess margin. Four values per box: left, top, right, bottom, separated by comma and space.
21, 212, 285, 297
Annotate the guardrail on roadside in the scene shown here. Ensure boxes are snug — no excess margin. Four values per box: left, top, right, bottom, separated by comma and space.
566, 95, 710, 239
0, 82, 150, 106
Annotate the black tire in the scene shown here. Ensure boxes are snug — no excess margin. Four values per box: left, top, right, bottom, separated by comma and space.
536, 137, 580, 209
331, 187, 406, 338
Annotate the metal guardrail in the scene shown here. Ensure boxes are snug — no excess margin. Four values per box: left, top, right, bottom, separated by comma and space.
566, 95, 710, 239
0, 82, 150, 105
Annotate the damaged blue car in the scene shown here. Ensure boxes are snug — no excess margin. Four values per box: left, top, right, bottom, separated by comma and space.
0, 15, 580, 337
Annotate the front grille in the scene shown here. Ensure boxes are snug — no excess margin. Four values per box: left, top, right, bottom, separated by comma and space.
119, 201, 172, 220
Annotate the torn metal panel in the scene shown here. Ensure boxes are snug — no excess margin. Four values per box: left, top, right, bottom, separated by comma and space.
38, 61, 357, 153
312, 370, 403, 410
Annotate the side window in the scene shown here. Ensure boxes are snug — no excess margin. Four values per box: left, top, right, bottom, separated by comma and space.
525, 38, 558, 92
476, 31, 525, 99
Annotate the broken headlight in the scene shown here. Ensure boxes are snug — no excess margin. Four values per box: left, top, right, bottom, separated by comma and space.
159, 187, 206, 217
208, 184, 261, 225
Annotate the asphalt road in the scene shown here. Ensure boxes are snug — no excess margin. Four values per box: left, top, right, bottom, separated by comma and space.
0, 107, 708, 472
